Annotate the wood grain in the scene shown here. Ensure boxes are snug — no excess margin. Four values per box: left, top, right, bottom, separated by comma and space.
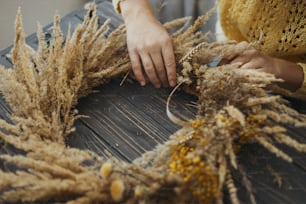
0, 1, 305, 203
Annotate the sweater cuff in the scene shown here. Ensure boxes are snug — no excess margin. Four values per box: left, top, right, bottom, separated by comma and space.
291, 63, 306, 99
112, 0, 122, 13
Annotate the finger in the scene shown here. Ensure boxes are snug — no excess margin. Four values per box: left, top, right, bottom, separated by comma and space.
150, 50, 168, 87
218, 58, 231, 66
229, 52, 253, 66
240, 62, 262, 69
236, 41, 249, 50
140, 53, 161, 88
224, 41, 250, 60
129, 50, 146, 86
162, 41, 176, 87
256, 68, 266, 72
226, 42, 257, 65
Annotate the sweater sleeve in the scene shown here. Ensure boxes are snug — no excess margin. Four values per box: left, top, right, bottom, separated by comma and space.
218, 0, 306, 58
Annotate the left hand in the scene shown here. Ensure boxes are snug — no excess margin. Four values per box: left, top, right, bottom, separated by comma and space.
223, 42, 304, 91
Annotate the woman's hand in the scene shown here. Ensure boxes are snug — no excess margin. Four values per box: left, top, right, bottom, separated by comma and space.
223, 42, 304, 91
120, 0, 176, 88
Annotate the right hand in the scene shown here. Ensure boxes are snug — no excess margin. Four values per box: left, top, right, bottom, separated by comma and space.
120, 0, 177, 88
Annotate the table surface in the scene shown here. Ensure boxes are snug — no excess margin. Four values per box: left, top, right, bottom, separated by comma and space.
0, 1, 306, 203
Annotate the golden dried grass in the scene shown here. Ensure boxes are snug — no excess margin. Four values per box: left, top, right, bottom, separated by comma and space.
0, 3, 305, 204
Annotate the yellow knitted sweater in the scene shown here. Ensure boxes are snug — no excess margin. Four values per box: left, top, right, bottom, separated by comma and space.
218, 0, 306, 97
112, 0, 306, 98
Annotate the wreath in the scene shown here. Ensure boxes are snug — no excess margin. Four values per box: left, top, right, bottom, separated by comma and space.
0, 3, 306, 204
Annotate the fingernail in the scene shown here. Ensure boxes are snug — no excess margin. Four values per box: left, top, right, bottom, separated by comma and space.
140, 81, 146, 86
169, 80, 176, 87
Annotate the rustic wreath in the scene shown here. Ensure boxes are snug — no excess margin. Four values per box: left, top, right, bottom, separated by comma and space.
0, 4, 306, 204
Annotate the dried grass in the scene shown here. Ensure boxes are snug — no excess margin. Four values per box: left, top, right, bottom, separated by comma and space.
0, 3, 306, 204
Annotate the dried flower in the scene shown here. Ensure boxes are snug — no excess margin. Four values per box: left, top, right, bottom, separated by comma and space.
110, 180, 125, 202
0, 3, 305, 204
100, 162, 113, 178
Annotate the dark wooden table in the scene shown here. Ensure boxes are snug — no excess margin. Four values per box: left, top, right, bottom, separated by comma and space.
1, 1, 306, 203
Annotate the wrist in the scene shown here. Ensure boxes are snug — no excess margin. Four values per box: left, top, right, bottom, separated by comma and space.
120, 0, 155, 25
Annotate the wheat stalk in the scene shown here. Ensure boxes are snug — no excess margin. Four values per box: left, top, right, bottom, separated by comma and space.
0, 3, 305, 204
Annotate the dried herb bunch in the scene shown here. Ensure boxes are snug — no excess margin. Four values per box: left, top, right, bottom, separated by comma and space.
135, 42, 306, 203
177, 66, 306, 203
0, 3, 210, 204
0, 3, 306, 204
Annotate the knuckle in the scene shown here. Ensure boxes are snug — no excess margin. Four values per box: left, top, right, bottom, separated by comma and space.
156, 64, 165, 72
237, 41, 249, 50
145, 68, 155, 75
137, 45, 147, 52
248, 49, 259, 56
129, 47, 138, 54
161, 35, 171, 44
144, 41, 158, 50
142, 61, 152, 69
129, 55, 138, 62
156, 68, 166, 77
240, 41, 249, 46
165, 60, 175, 68
241, 49, 258, 58
163, 42, 172, 50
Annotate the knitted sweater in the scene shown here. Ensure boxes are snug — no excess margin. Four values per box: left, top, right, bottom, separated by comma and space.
112, 0, 306, 98
218, 0, 306, 98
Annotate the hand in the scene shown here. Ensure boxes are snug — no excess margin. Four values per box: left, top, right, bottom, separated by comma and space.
120, 0, 176, 88
223, 42, 304, 91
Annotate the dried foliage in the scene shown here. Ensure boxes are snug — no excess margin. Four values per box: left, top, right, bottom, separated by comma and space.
0, 3, 306, 204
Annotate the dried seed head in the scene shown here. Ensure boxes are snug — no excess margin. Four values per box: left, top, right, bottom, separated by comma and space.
134, 185, 144, 197
100, 162, 112, 178
69, 127, 76, 132
110, 180, 125, 202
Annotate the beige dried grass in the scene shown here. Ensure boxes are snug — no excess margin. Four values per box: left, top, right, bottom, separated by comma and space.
0, 3, 305, 204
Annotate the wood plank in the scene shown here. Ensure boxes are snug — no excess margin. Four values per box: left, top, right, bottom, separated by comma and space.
0, 55, 12, 68
105, 80, 197, 134
76, 88, 167, 161
233, 143, 306, 204
0, 1, 306, 203
74, 79, 197, 162
67, 120, 128, 161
